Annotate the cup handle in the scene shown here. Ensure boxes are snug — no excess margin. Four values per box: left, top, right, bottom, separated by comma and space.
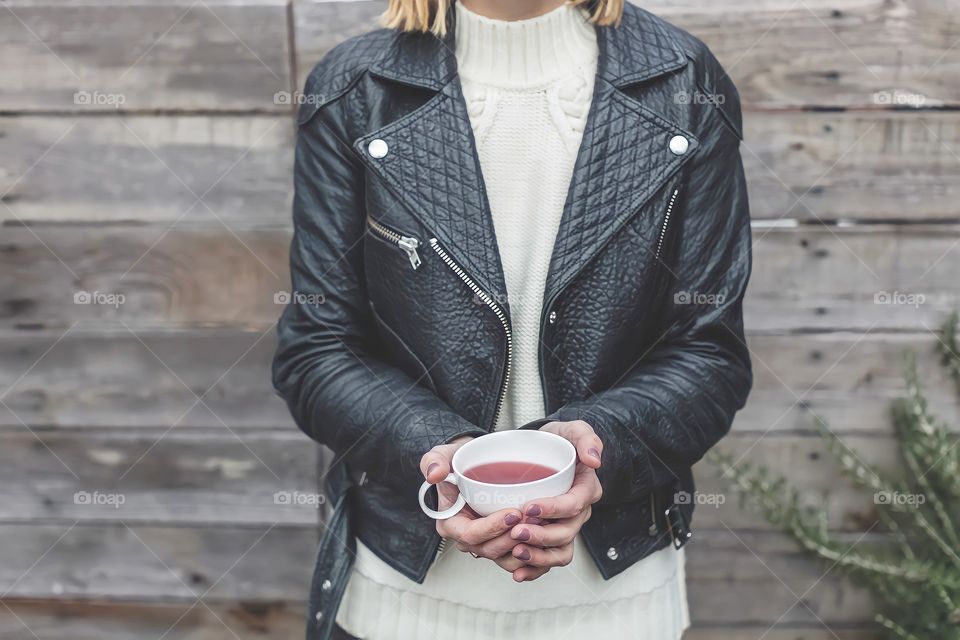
418, 473, 466, 520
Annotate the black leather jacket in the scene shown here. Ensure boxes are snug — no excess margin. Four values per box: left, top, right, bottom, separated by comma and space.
272, 3, 752, 637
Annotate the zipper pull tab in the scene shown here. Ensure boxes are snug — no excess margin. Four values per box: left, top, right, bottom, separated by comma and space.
398, 236, 421, 270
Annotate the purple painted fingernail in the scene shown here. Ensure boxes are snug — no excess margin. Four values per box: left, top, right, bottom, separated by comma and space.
516, 528, 530, 542
427, 463, 439, 477
504, 513, 520, 526
588, 448, 601, 459
515, 548, 531, 561
525, 505, 541, 517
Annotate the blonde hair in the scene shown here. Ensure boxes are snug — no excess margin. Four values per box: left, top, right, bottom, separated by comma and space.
383, 0, 623, 36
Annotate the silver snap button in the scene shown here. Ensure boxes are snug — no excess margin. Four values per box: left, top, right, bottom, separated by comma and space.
321, 579, 332, 592
669, 135, 689, 156
314, 611, 323, 622
648, 523, 658, 536
368, 138, 388, 158
606, 547, 619, 560
548, 311, 557, 325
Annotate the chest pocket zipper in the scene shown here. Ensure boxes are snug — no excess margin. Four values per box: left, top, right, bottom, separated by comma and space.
366, 215, 422, 269
654, 188, 680, 261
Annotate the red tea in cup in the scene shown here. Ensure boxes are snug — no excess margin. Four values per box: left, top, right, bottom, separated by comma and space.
462, 461, 558, 484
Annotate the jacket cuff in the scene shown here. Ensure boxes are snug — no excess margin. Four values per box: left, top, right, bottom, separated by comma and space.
443, 428, 487, 444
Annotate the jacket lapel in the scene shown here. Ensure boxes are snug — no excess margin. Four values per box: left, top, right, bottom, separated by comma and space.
358, 26, 508, 303
355, 2, 697, 306
543, 6, 697, 304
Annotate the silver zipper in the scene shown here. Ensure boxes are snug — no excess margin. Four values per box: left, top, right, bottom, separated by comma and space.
655, 189, 680, 260
366, 216, 422, 269
428, 238, 512, 429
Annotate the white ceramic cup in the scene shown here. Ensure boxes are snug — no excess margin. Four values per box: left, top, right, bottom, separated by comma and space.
417, 430, 577, 519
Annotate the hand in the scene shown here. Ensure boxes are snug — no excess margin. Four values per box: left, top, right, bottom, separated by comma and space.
508, 420, 604, 582
420, 437, 523, 568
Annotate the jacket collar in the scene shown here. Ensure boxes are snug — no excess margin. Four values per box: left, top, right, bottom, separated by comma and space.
369, 2, 689, 92
357, 2, 697, 308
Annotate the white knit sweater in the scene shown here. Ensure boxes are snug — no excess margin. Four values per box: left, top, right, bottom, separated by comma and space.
336, 4, 689, 638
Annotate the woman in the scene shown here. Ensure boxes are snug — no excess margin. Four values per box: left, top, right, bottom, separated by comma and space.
273, 0, 752, 638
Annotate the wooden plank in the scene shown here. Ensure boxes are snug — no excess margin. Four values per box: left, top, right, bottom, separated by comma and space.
746, 225, 960, 332
292, 0, 386, 88
0, 116, 294, 225
0, 227, 290, 330
0, 1, 291, 112
0, 599, 306, 640
3, 225, 959, 331
735, 332, 960, 436
293, 0, 960, 109
0, 330, 291, 430
0, 523, 316, 602
0, 429, 318, 525
651, 0, 960, 109
744, 112, 960, 222
686, 530, 875, 626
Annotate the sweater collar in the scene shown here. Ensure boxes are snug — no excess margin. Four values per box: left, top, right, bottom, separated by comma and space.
453, 2, 597, 88
369, 1, 688, 91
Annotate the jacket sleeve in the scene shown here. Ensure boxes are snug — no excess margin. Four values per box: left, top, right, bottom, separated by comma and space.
272, 100, 486, 492
526, 84, 753, 506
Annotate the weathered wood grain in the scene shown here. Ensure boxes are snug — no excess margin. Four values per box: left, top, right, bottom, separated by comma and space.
0, 599, 307, 640
292, 0, 385, 91
0, 1, 291, 112
3, 225, 958, 331
292, 0, 960, 110
0, 330, 289, 430
0, 429, 318, 525
0, 227, 289, 329
0, 523, 316, 602
747, 225, 960, 331
743, 112, 960, 222
736, 331, 960, 436
658, 0, 960, 109
0, 116, 294, 225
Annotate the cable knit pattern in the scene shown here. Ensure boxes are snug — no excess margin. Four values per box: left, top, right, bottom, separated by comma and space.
336, 4, 689, 638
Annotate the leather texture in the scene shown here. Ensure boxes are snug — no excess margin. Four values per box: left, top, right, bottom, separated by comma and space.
273, 3, 752, 638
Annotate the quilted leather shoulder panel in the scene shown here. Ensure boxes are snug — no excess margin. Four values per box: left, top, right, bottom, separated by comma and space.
297, 28, 397, 124
651, 14, 743, 140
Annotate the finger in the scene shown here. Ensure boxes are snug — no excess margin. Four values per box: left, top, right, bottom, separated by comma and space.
436, 509, 476, 538
419, 446, 454, 483
512, 565, 551, 582
456, 530, 516, 560
558, 421, 603, 469
511, 509, 589, 547
443, 508, 521, 546
512, 542, 573, 568
436, 479, 462, 506
493, 555, 526, 573
523, 468, 601, 519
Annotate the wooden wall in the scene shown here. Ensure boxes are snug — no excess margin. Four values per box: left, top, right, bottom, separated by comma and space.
2, 0, 958, 637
